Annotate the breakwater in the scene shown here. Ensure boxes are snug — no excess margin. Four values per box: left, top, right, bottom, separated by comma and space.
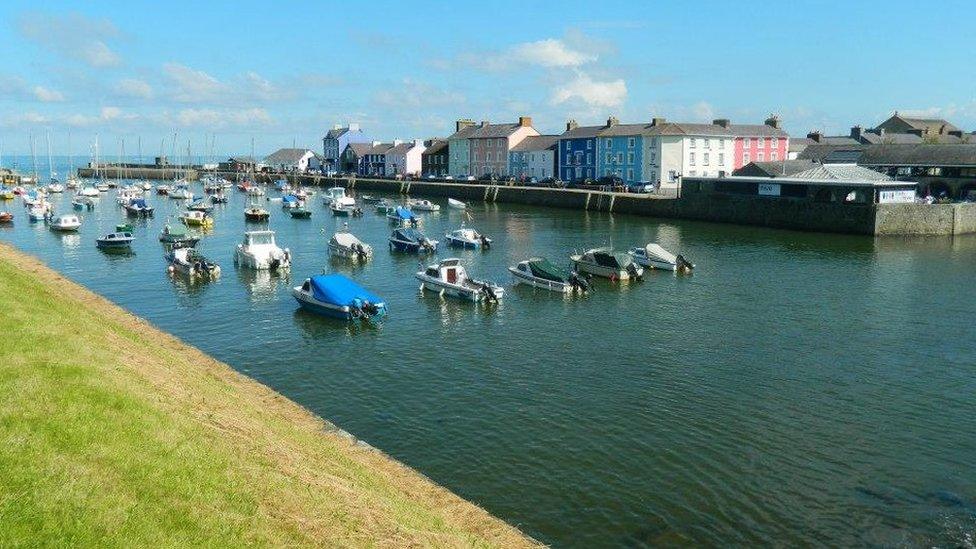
78, 165, 199, 180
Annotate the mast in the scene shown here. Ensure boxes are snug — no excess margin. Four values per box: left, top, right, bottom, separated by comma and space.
30, 131, 37, 183
120, 137, 126, 183
46, 131, 54, 182
94, 134, 100, 181
67, 131, 72, 180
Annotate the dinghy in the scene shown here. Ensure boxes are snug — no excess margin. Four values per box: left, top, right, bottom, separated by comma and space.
292, 274, 387, 321
570, 248, 643, 281
447, 198, 467, 209
328, 225, 373, 261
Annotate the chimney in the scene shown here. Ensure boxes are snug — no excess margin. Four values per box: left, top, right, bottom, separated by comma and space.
566, 119, 578, 131
712, 118, 730, 128
764, 115, 781, 129
651, 117, 667, 127
850, 125, 863, 141
949, 129, 964, 138
807, 131, 823, 143
393, 139, 403, 146
332, 124, 342, 130
413, 138, 423, 147
606, 116, 619, 127
480, 120, 489, 128
518, 116, 533, 127
349, 123, 360, 131
455, 118, 474, 132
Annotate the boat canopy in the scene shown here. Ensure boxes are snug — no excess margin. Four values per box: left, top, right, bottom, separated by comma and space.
309, 274, 383, 306
644, 243, 677, 264
331, 232, 363, 248
527, 258, 570, 282
129, 198, 149, 208
393, 206, 415, 220
164, 224, 188, 236
392, 228, 425, 242
275, 180, 288, 189
282, 194, 299, 204
590, 249, 631, 268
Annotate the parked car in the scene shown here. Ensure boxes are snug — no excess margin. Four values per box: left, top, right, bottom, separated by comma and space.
464, 175, 476, 181
597, 175, 624, 186
479, 174, 497, 182
444, 175, 454, 180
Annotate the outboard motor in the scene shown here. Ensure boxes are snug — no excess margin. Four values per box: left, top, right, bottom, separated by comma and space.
355, 243, 369, 261
675, 254, 695, 273
626, 263, 643, 281
480, 235, 491, 249
410, 217, 419, 228
569, 271, 591, 294
480, 283, 498, 303
421, 239, 435, 254
269, 258, 281, 271
361, 300, 380, 319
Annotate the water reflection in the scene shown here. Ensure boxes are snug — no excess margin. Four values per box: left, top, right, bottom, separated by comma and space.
291, 308, 381, 339
236, 267, 289, 301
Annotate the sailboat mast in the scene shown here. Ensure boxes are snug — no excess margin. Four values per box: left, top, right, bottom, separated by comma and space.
30, 131, 37, 183
46, 131, 54, 181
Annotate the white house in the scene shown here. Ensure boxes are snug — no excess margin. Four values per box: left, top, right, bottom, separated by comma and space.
264, 148, 320, 172
644, 119, 735, 189
509, 135, 558, 180
384, 139, 426, 176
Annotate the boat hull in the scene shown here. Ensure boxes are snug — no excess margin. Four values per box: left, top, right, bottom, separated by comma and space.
389, 238, 435, 254
631, 256, 677, 271
445, 236, 481, 249
570, 258, 642, 280
234, 249, 290, 271
416, 275, 504, 302
508, 267, 573, 293
292, 288, 385, 321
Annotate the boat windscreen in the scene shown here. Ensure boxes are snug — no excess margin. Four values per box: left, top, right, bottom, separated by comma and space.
528, 259, 569, 282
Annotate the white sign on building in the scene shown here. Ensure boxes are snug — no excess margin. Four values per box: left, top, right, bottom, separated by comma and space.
878, 189, 917, 204
758, 183, 781, 196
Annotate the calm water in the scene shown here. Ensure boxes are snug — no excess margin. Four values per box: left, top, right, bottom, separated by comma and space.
3, 160, 976, 547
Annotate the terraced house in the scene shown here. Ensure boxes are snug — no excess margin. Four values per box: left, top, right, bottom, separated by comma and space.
421, 139, 449, 177
720, 116, 790, 169
644, 118, 735, 189
596, 117, 646, 184
447, 119, 477, 176
508, 135, 559, 180
558, 120, 603, 182
467, 117, 539, 177
384, 139, 425, 177
322, 124, 370, 174
359, 142, 393, 176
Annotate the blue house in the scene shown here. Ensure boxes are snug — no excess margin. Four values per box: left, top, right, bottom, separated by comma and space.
358, 142, 393, 176
557, 120, 602, 182
596, 119, 647, 184
323, 124, 371, 174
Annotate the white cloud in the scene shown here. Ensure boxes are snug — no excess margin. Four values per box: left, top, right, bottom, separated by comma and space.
164, 63, 224, 102
374, 79, 466, 110
33, 86, 65, 102
116, 78, 153, 99
692, 101, 715, 121
17, 12, 122, 68
170, 108, 272, 128
509, 39, 596, 68
551, 71, 627, 109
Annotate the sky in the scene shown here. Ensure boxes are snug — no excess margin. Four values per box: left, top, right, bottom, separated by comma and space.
1, 0, 975, 158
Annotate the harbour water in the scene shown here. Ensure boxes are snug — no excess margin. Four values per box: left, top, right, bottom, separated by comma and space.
2, 159, 976, 546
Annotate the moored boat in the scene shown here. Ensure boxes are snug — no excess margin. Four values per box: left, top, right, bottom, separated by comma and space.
187, 200, 214, 213
72, 196, 95, 211
159, 223, 201, 247
416, 258, 504, 302
0, 211, 13, 223
387, 206, 419, 226
292, 274, 387, 321
388, 227, 437, 253
444, 224, 491, 249
375, 199, 396, 214
244, 205, 270, 222
570, 247, 644, 280
328, 225, 373, 261
234, 230, 291, 271
447, 198, 466, 209
165, 247, 221, 279
180, 210, 214, 228
96, 232, 134, 250
322, 186, 354, 208
409, 199, 440, 212
289, 207, 312, 219
628, 243, 695, 272
49, 214, 82, 232
509, 257, 591, 293
124, 198, 154, 217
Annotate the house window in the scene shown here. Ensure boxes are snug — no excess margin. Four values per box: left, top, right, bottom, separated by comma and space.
566, 142, 571, 151
719, 139, 725, 149
473, 153, 479, 162
530, 153, 535, 162
689, 170, 697, 176
766, 137, 773, 147
496, 152, 502, 162
586, 168, 592, 178
628, 138, 636, 148
689, 152, 696, 165
757, 152, 765, 162
586, 153, 592, 164
705, 139, 711, 149
718, 153, 724, 165
486, 140, 492, 148
605, 138, 612, 148
704, 152, 710, 166
744, 137, 751, 147
651, 171, 657, 181
626, 168, 634, 181
690, 138, 697, 148
605, 152, 611, 163
743, 152, 750, 163
771, 151, 778, 161
575, 167, 581, 178
586, 140, 592, 149
616, 152, 623, 163
627, 152, 634, 164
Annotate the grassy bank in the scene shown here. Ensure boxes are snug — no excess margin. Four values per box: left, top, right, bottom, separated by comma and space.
0, 243, 535, 547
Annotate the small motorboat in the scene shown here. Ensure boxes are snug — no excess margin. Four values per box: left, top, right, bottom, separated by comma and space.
389, 227, 438, 253
444, 224, 491, 249
187, 200, 214, 213
50, 214, 82, 232
124, 198, 154, 217
159, 224, 200, 247
156, 184, 172, 196
447, 198, 467, 209
244, 205, 270, 222
0, 211, 13, 223
290, 207, 312, 219
570, 247, 644, 281
116, 188, 143, 205
47, 183, 64, 193
509, 258, 591, 293
180, 210, 214, 228
141, 181, 153, 191
79, 186, 100, 197
359, 194, 380, 204
329, 225, 373, 261
95, 181, 110, 192
234, 230, 291, 271
387, 206, 419, 226
210, 193, 229, 204
66, 177, 79, 190
169, 186, 193, 200
28, 204, 52, 222
331, 204, 363, 217
166, 247, 221, 279
409, 199, 440, 212
375, 199, 396, 215
246, 186, 266, 197
322, 186, 354, 208
281, 194, 302, 209
292, 274, 387, 321
96, 232, 134, 250
72, 196, 96, 211
628, 243, 695, 272
416, 258, 504, 302
0, 188, 14, 200
116, 223, 134, 232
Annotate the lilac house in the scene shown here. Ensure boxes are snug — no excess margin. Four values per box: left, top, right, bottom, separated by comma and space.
322, 123, 371, 174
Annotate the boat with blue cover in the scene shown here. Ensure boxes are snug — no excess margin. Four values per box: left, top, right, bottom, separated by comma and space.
388, 227, 438, 253
387, 206, 419, 226
124, 198, 154, 217
444, 223, 491, 249
292, 274, 387, 321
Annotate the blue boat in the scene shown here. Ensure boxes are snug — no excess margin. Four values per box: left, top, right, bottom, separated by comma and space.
388, 227, 438, 253
387, 206, 418, 226
292, 274, 387, 321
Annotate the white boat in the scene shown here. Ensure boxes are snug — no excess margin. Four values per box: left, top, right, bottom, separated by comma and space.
570, 248, 643, 280
169, 186, 193, 200
416, 258, 504, 302
322, 186, 355, 208
46, 183, 64, 193
50, 214, 82, 232
28, 204, 51, 222
95, 181, 110, 192
448, 198, 466, 209
166, 247, 221, 279
628, 243, 695, 272
234, 230, 291, 271
246, 185, 266, 197
328, 226, 373, 261
509, 258, 592, 293
141, 181, 153, 191
79, 186, 100, 197
444, 224, 491, 249
409, 199, 440, 212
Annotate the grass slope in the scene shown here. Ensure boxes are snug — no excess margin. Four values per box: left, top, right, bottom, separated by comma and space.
0, 244, 535, 547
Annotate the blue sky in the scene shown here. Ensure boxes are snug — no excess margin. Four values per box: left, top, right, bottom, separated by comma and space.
1, 0, 974, 157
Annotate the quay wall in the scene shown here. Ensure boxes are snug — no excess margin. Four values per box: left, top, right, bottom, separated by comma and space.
72, 168, 976, 235
78, 166, 199, 180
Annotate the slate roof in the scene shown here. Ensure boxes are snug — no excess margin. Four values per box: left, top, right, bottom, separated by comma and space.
511, 135, 560, 152
858, 132, 923, 144
645, 122, 734, 137
789, 163, 891, 181
469, 123, 523, 139
886, 115, 961, 134
344, 143, 372, 157
422, 140, 448, 155
325, 127, 349, 140
598, 123, 651, 137
857, 144, 976, 166
733, 160, 818, 178
559, 124, 605, 139
387, 142, 418, 155
264, 148, 315, 165
725, 123, 789, 137
797, 144, 868, 162
447, 124, 480, 141
363, 143, 394, 156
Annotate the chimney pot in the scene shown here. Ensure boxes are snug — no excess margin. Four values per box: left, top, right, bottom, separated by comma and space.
480, 120, 489, 127
713, 118, 730, 128
850, 125, 863, 140
807, 131, 823, 143
566, 119, 579, 131
333, 124, 342, 130
606, 116, 619, 127
518, 116, 532, 127
651, 117, 667, 127
764, 115, 781, 129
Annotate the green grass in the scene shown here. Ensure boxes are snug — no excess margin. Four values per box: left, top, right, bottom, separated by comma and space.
0, 246, 533, 547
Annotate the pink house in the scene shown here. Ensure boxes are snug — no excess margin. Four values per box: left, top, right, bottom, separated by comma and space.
714, 116, 790, 169
468, 116, 539, 176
